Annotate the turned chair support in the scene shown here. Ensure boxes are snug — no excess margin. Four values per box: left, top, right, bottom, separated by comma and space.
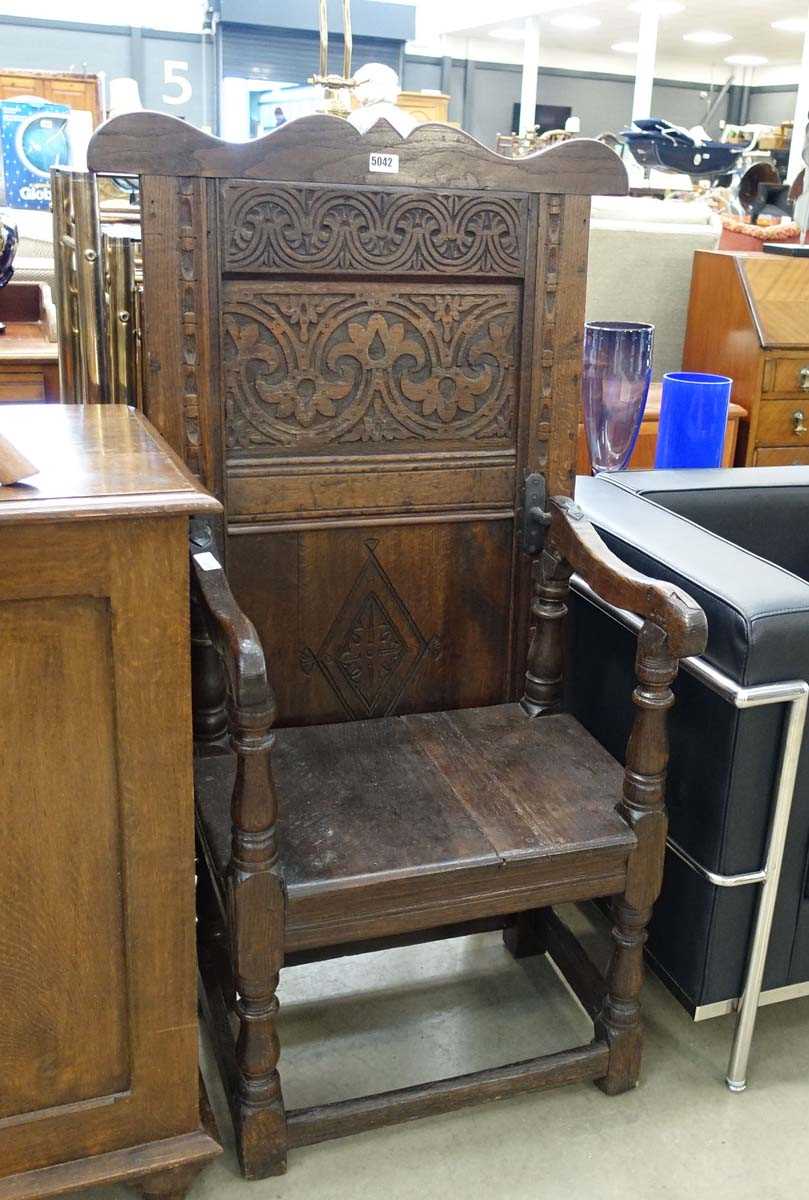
190, 538, 288, 1178
522, 496, 707, 1091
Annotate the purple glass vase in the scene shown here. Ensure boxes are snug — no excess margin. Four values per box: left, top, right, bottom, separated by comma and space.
582, 321, 654, 473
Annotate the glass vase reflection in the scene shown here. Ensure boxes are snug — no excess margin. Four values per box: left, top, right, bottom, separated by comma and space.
582, 321, 654, 473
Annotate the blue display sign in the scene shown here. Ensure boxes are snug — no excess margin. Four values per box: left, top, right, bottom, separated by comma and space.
0, 97, 71, 210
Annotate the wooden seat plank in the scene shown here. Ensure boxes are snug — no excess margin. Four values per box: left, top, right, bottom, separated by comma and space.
195, 704, 634, 953
403, 707, 629, 859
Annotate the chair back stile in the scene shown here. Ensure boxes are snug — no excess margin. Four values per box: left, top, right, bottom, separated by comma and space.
88, 112, 626, 730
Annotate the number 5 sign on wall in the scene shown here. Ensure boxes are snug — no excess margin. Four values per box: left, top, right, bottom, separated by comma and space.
162, 60, 192, 106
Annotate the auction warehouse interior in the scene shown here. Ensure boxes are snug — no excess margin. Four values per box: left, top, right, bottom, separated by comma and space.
3, 1, 809, 1198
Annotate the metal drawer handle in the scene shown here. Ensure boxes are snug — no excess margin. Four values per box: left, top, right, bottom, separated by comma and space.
793, 410, 807, 435
800, 367, 809, 391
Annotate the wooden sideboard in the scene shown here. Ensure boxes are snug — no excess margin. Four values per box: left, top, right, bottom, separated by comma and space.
576, 385, 744, 473
683, 249, 809, 466
0, 405, 221, 1200
0, 68, 103, 125
0, 283, 59, 403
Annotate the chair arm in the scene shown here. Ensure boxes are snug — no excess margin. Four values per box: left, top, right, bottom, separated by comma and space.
189, 542, 286, 1102
191, 544, 275, 722
548, 496, 707, 661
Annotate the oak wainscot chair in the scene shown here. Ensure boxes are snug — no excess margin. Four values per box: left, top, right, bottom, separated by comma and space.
88, 113, 708, 1179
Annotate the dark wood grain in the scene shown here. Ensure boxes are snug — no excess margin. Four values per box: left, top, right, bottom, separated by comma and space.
538, 908, 607, 1020
196, 706, 633, 955
545, 496, 707, 659
221, 182, 528, 276
89, 111, 628, 195
191, 549, 287, 1178
596, 622, 679, 1094
227, 519, 514, 726
286, 1042, 610, 1148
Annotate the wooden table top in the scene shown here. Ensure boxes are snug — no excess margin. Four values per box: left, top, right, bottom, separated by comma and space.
0, 404, 220, 524
0, 328, 59, 362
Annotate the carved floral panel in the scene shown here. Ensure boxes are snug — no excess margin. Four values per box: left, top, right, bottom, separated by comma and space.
223, 284, 518, 449
221, 182, 527, 276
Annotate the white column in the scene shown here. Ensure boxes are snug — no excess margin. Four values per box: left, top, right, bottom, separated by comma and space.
519, 16, 540, 136
631, 3, 660, 123
787, 7, 809, 183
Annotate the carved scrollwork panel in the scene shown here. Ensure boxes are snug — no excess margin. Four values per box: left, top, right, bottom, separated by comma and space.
223, 283, 518, 450
221, 183, 527, 277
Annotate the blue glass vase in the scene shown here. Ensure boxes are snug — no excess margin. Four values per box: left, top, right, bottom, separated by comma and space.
582, 321, 654, 473
654, 372, 732, 469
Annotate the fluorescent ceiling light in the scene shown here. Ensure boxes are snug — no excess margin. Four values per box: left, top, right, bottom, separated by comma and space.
683, 29, 733, 44
549, 12, 602, 30
725, 53, 769, 65
628, 1, 684, 15
612, 40, 639, 53
489, 25, 525, 40
771, 16, 809, 31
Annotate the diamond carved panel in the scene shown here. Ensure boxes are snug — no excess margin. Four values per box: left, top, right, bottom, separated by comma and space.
300, 539, 440, 719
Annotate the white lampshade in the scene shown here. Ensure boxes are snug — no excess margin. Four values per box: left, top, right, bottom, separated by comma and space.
108, 77, 144, 118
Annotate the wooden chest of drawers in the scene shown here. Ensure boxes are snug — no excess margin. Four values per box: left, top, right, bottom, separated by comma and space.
683, 249, 809, 466
0, 406, 221, 1200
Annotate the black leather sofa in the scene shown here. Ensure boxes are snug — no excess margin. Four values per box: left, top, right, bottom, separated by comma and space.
570, 467, 809, 1013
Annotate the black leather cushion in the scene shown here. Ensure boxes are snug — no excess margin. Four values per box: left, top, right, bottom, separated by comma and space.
607, 466, 809, 579
570, 472, 809, 1008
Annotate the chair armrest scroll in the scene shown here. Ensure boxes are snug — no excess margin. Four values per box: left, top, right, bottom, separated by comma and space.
191, 546, 275, 721
549, 496, 707, 660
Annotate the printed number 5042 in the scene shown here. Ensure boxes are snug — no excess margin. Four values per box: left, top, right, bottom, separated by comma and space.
369, 152, 399, 173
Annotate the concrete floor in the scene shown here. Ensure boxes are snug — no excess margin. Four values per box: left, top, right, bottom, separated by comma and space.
89, 907, 809, 1200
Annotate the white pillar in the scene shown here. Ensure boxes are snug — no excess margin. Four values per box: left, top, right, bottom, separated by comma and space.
519, 16, 540, 136
631, 3, 660, 123
787, 8, 809, 183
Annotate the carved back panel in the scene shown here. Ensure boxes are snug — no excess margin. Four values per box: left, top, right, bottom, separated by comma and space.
88, 113, 626, 726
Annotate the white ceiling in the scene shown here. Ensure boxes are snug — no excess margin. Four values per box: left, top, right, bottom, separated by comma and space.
0, 0, 206, 33
5, 0, 806, 86
410, 0, 809, 85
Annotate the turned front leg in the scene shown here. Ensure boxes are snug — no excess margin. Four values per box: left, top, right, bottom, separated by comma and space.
521, 548, 573, 717
229, 706, 287, 1178
597, 621, 676, 1094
